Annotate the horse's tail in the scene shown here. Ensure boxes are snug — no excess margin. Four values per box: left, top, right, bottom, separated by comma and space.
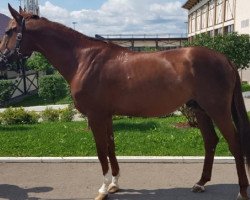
231, 61, 250, 173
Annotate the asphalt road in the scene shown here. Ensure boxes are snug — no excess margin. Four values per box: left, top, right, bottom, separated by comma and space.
0, 162, 248, 200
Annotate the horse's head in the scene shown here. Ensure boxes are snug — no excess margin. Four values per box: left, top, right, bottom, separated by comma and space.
0, 4, 35, 70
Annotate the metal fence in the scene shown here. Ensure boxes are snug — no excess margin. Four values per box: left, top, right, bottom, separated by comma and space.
10, 71, 38, 99
4, 70, 39, 102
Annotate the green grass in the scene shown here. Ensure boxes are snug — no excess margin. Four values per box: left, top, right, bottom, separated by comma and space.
10, 93, 72, 107
0, 116, 231, 157
241, 82, 250, 92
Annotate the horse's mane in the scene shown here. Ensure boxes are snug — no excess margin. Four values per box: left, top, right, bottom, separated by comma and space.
22, 13, 123, 49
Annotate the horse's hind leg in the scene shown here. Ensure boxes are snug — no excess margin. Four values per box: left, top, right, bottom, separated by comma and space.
192, 108, 219, 193
210, 109, 249, 199
107, 118, 120, 194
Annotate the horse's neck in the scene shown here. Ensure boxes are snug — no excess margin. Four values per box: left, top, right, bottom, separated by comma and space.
30, 22, 100, 83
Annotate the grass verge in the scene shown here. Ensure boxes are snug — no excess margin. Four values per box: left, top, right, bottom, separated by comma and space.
0, 116, 231, 157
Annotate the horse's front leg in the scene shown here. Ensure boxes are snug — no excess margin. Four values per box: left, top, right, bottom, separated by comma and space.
107, 117, 120, 194
88, 115, 111, 200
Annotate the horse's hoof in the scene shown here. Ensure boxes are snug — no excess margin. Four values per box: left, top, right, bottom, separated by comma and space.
237, 193, 249, 200
191, 183, 205, 193
108, 184, 119, 194
94, 193, 108, 200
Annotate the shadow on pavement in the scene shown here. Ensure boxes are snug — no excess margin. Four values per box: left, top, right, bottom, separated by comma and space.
0, 184, 53, 200
110, 184, 241, 200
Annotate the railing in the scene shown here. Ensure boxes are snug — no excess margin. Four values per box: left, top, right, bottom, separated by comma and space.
96, 33, 188, 39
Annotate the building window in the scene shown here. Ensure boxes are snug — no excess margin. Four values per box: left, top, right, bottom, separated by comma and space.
225, 0, 234, 21
228, 24, 234, 33
208, 0, 215, 27
196, 9, 201, 31
188, 16, 192, 33
191, 12, 196, 33
208, 30, 214, 37
241, 19, 249, 28
216, 0, 223, 24
215, 28, 223, 35
224, 24, 234, 34
201, 5, 208, 29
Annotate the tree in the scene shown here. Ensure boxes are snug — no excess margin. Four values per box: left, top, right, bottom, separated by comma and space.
26, 52, 55, 74
185, 33, 250, 70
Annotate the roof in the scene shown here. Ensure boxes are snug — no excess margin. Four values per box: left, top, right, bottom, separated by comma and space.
0, 13, 11, 40
182, 0, 199, 10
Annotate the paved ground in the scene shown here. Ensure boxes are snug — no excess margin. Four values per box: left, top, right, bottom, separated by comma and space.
0, 162, 248, 200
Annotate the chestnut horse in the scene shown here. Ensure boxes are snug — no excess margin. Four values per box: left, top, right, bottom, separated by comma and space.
1, 5, 250, 200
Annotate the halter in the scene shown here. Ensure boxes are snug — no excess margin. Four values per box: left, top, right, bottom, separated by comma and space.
0, 18, 25, 66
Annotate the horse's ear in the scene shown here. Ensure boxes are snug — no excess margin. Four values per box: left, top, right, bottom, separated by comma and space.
19, 6, 24, 14
8, 4, 23, 25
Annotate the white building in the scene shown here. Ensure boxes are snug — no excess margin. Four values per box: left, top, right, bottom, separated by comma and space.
182, 0, 250, 38
23, 0, 39, 16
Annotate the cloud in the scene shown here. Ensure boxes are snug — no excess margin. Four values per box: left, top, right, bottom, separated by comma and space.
39, 0, 187, 36
40, 1, 69, 23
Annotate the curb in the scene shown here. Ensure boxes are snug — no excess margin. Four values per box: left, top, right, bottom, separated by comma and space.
0, 156, 235, 164
0, 104, 69, 113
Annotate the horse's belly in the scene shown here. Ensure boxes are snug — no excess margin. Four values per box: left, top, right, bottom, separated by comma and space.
114, 92, 189, 117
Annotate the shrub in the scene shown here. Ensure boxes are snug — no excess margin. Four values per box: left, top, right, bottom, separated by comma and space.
179, 105, 198, 128
41, 107, 60, 122
0, 80, 14, 106
241, 81, 250, 92
26, 52, 54, 73
59, 104, 76, 122
0, 107, 39, 125
38, 74, 68, 104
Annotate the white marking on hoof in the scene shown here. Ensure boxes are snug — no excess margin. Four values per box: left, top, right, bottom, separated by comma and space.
191, 183, 205, 193
94, 193, 108, 200
108, 174, 120, 193
98, 173, 111, 195
108, 183, 119, 194
98, 183, 109, 195
237, 193, 250, 200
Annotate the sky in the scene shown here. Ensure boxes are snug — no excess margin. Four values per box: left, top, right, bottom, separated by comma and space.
0, 0, 188, 37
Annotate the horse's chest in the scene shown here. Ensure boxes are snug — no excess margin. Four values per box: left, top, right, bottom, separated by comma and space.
70, 80, 92, 113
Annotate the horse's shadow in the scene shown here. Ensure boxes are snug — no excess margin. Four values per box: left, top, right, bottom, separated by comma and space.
109, 184, 243, 200
0, 184, 53, 200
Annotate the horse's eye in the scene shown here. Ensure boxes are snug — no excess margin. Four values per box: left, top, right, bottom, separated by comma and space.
5, 29, 11, 36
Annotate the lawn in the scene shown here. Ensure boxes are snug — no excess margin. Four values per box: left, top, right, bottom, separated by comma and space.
0, 116, 231, 157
